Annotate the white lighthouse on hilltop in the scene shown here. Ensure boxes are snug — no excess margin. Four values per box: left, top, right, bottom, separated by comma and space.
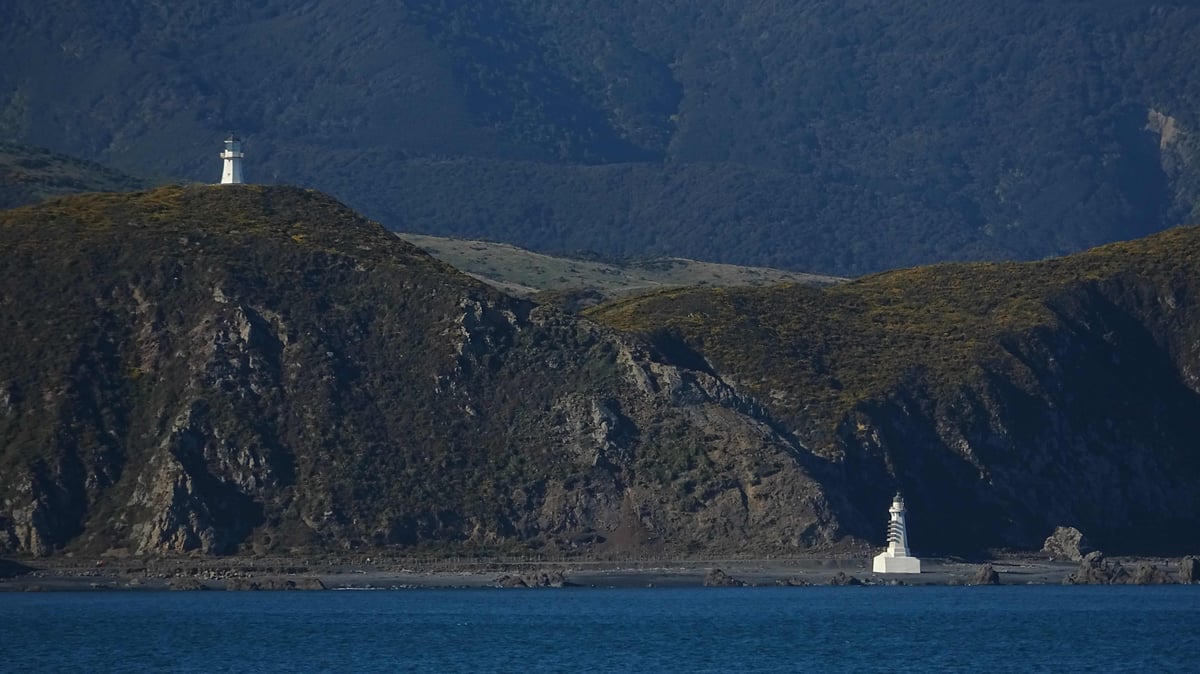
219, 135, 244, 184
873, 492, 922, 574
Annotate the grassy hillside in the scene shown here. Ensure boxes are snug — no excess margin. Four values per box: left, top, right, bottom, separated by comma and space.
399, 232, 843, 305
590, 228, 1200, 553
3, 1, 1200, 273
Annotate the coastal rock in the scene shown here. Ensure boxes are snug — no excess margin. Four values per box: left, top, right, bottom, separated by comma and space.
1180, 556, 1200, 584
703, 568, 746, 587
828, 571, 862, 586
969, 563, 1001, 585
495, 574, 528, 588
1041, 526, 1094, 562
1129, 563, 1173, 585
1064, 551, 1129, 585
225, 577, 325, 591
778, 577, 810, 587
531, 571, 567, 588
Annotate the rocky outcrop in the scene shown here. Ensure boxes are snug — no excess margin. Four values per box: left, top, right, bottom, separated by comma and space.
1064, 552, 1128, 585
1063, 552, 1176, 585
1129, 563, 1173, 585
1041, 527, 1094, 562
703, 568, 745, 587
969, 563, 1000, 585
1180, 556, 1200, 584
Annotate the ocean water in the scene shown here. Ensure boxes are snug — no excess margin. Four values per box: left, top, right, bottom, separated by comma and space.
2, 586, 1198, 672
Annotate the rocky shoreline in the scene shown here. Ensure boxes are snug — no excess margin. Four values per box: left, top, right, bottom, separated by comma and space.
2, 554, 1197, 592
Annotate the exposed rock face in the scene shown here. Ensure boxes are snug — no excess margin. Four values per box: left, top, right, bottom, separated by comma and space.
1064, 552, 1180, 585
4, 185, 1200, 560
591, 226, 1200, 555
0, 186, 853, 559
1042, 527, 1094, 562
1129, 563, 1173, 585
1064, 552, 1121, 585
970, 563, 1000, 586
1180, 556, 1200, 584
703, 568, 745, 587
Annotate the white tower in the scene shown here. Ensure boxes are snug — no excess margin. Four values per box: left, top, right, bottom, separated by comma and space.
873, 492, 921, 574
219, 135, 244, 184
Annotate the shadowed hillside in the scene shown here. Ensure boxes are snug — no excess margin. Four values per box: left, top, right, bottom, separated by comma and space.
591, 227, 1200, 554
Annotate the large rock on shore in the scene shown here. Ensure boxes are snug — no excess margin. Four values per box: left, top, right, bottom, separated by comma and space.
1180, 556, 1200, 584
1064, 551, 1128, 584
1064, 552, 1176, 585
1129, 563, 1173, 585
969, 563, 1000, 585
1042, 526, 1094, 562
703, 568, 745, 587
828, 571, 863, 586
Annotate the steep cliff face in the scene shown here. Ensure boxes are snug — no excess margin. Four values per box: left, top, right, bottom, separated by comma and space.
0, 185, 854, 557
6, 186, 1197, 558
592, 229, 1200, 554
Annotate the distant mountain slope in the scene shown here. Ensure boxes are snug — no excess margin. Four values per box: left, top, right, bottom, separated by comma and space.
0, 142, 147, 209
0, 186, 856, 558
590, 227, 1200, 554
3, 1, 1200, 274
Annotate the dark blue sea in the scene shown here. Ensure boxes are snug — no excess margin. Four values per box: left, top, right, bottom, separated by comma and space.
2, 586, 1198, 672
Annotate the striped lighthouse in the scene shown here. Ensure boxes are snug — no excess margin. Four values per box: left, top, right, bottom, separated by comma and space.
873, 492, 922, 573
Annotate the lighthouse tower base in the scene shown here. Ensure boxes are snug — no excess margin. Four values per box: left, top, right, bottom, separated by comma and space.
873, 553, 921, 574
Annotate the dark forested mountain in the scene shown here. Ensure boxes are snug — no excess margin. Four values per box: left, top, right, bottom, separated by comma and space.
1, 186, 1199, 558
2, 1, 1200, 274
